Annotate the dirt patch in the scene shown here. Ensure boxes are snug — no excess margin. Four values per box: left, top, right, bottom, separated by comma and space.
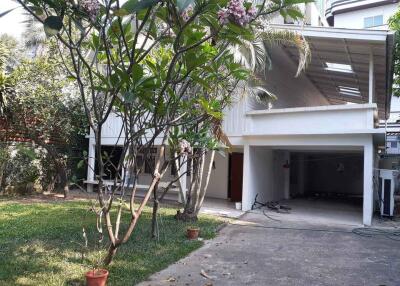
0, 189, 98, 204
0, 189, 181, 208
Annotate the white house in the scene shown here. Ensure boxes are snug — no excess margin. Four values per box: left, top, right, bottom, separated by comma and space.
325, 0, 400, 167
86, 1, 396, 226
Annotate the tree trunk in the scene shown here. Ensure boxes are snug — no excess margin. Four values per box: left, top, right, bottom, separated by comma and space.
176, 150, 205, 221
0, 161, 6, 194
177, 149, 215, 220
151, 182, 160, 239
195, 150, 215, 215
57, 164, 69, 199
151, 198, 159, 239
104, 243, 118, 266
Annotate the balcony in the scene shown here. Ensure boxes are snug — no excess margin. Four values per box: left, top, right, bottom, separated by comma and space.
244, 104, 380, 136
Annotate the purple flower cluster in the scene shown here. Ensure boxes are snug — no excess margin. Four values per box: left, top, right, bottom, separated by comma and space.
80, 0, 100, 21
217, 0, 257, 26
178, 139, 192, 154
181, 4, 194, 22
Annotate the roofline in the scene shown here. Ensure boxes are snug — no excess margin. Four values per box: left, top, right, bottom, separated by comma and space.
325, 0, 399, 19
269, 24, 392, 42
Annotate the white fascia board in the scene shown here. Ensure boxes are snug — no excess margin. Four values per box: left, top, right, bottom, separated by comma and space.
246, 103, 378, 116
269, 24, 391, 42
242, 129, 385, 137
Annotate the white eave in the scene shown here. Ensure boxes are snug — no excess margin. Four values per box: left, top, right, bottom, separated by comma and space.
269, 24, 394, 120
271, 24, 391, 42
246, 103, 378, 116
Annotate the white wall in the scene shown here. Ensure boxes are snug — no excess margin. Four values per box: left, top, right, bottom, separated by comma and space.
334, 3, 398, 30
242, 147, 274, 209
203, 152, 229, 199
242, 147, 288, 210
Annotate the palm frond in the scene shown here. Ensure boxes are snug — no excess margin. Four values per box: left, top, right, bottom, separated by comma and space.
211, 118, 232, 149
0, 7, 17, 18
229, 39, 267, 73
260, 29, 311, 77
247, 85, 277, 105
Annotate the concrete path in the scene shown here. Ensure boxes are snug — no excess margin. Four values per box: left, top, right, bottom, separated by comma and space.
137, 212, 400, 286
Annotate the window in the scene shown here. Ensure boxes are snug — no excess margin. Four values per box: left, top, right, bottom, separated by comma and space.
136, 148, 157, 174
325, 62, 353, 74
95, 146, 123, 180
364, 15, 383, 28
144, 148, 157, 174
391, 141, 398, 148
171, 157, 181, 176
338, 86, 361, 97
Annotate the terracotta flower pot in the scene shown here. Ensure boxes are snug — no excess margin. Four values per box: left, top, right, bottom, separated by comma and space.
85, 269, 109, 286
187, 227, 200, 240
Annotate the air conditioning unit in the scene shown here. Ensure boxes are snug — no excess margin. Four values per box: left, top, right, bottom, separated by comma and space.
377, 169, 396, 217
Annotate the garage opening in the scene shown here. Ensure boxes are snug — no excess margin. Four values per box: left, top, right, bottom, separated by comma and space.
247, 147, 364, 226
288, 151, 363, 225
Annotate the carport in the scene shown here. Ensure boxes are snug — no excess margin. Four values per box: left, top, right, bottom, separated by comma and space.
241, 132, 379, 226
245, 148, 365, 225
291, 151, 363, 225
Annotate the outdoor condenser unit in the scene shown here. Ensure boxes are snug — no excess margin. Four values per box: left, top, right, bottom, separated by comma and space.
378, 169, 396, 217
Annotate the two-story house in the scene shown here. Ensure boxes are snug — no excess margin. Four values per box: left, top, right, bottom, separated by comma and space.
85, 1, 395, 226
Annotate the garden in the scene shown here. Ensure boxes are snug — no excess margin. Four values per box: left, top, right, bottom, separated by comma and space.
0, 197, 222, 285
0, 0, 310, 284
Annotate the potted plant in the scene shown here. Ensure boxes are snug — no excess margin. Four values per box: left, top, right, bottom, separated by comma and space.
79, 227, 109, 286
187, 226, 200, 240
85, 247, 109, 286
85, 268, 109, 286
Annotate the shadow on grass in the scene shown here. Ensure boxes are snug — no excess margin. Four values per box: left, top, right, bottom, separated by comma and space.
0, 200, 222, 285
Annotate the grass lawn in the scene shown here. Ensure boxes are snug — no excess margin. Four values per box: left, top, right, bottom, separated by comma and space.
0, 198, 224, 285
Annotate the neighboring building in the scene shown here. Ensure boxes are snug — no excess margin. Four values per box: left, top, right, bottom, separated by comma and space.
325, 0, 399, 29
86, 2, 395, 226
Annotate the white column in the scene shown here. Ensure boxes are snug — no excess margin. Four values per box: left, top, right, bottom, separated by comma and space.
242, 145, 252, 211
363, 139, 374, 226
368, 50, 374, 104
87, 133, 96, 192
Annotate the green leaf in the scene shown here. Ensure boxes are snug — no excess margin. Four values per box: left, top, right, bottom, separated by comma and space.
43, 16, 63, 37
132, 64, 144, 84
285, 8, 303, 20
123, 91, 135, 103
114, 8, 130, 17
121, 0, 159, 13
121, 0, 138, 12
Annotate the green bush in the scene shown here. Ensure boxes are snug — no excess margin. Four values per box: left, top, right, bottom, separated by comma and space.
3, 145, 40, 195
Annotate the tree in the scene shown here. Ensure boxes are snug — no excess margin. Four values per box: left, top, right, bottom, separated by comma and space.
2, 41, 86, 197
0, 34, 20, 114
17, 0, 310, 265
389, 9, 400, 97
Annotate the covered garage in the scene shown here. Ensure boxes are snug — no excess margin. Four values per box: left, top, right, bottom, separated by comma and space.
241, 132, 377, 226
242, 146, 368, 225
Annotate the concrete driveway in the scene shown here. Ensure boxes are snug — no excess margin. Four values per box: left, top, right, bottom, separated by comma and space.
137, 212, 400, 286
